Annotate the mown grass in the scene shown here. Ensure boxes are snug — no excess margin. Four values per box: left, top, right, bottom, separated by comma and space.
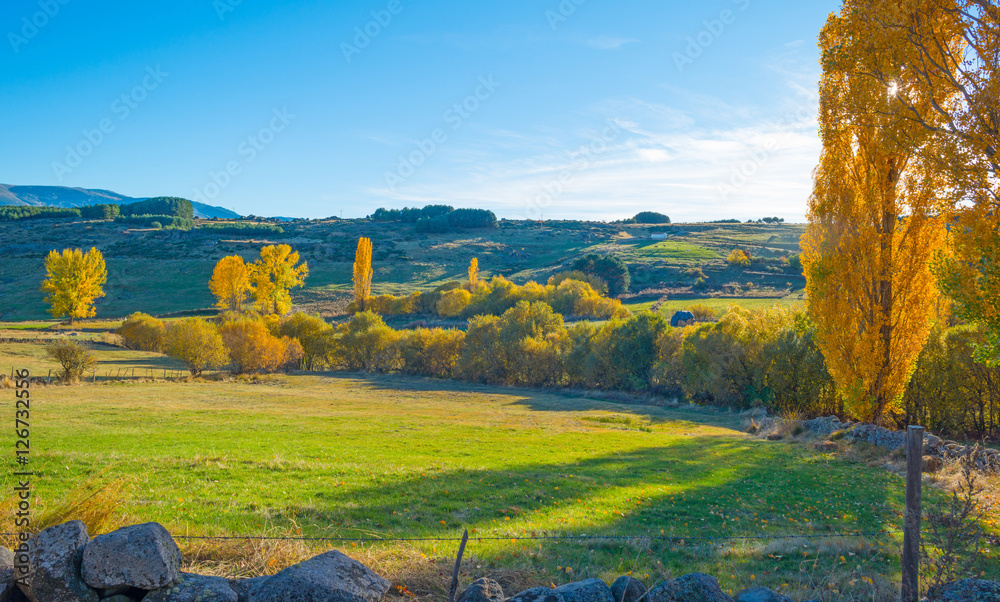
3, 339, 992, 600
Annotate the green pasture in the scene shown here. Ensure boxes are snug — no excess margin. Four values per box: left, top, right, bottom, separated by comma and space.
2, 339, 985, 599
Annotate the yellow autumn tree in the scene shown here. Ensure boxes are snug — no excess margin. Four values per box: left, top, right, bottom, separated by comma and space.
802, 0, 953, 423
40, 247, 107, 325
879, 0, 1000, 363
352, 237, 373, 312
249, 244, 308, 315
209, 255, 252, 312
468, 258, 479, 287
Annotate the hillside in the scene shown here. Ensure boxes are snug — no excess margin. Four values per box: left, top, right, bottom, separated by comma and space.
0, 215, 805, 322
0, 184, 240, 219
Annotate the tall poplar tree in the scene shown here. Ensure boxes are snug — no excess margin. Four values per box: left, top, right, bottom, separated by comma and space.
802, 0, 954, 423
353, 237, 373, 312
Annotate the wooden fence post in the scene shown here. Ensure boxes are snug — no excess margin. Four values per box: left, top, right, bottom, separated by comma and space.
901, 425, 924, 602
448, 530, 469, 602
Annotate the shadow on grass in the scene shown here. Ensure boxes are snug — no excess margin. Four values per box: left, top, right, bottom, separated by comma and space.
306, 371, 742, 430
267, 442, 902, 594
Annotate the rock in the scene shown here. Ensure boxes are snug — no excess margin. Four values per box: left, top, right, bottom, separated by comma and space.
609, 576, 646, 602
506, 587, 566, 602
934, 578, 1000, 601
733, 586, 795, 602
18, 520, 99, 602
554, 578, 613, 602
82, 523, 182, 591
765, 434, 783, 441
142, 573, 237, 602
247, 550, 390, 602
646, 573, 732, 602
923, 455, 943, 473
457, 577, 504, 602
814, 441, 838, 452
227, 576, 269, 602
102, 596, 136, 602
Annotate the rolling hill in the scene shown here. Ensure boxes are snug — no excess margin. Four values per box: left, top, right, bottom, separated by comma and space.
0, 184, 240, 219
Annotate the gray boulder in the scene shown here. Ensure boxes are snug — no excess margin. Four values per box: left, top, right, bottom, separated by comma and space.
933, 579, 1000, 601
247, 550, 390, 602
457, 577, 504, 602
734, 586, 795, 602
18, 520, 99, 602
609, 576, 646, 602
227, 576, 269, 602
555, 579, 613, 602
1, 546, 14, 600
646, 573, 732, 602
82, 523, 182, 590
102, 597, 136, 602
506, 587, 566, 602
142, 573, 237, 602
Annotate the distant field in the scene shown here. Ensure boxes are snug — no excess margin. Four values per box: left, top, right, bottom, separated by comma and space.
632, 240, 720, 262
624, 296, 807, 316
0, 219, 805, 321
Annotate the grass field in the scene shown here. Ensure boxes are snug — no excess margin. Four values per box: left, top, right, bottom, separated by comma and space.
4, 333, 993, 600
623, 296, 807, 316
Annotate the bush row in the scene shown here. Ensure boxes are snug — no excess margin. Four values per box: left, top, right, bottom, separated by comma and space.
114, 214, 194, 229
354, 274, 629, 320
117, 304, 1000, 439
195, 222, 285, 235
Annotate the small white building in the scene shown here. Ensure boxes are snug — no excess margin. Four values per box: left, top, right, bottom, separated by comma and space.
651, 233, 668, 240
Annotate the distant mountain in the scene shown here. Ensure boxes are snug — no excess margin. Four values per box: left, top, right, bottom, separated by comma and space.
0, 184, 241, 219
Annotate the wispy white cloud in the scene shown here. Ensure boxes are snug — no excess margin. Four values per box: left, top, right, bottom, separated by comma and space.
362, 82, 821, 223
585, 35, 640, 50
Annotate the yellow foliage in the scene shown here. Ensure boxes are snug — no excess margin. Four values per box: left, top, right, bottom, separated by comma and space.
437, 289, 472, 317
116, 312, 166, 352
468, 258, 479, 287
353, 237, 373, 311
164, 318, 229, 376
219, 317, 291, 374
249, 244, 308, 315
209, 255, 252, 312
727, 249, 751, 267
803, 1, 952, 423
40, 247, 107, 324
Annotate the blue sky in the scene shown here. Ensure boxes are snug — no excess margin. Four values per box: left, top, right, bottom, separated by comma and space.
0, 0, 839, 221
